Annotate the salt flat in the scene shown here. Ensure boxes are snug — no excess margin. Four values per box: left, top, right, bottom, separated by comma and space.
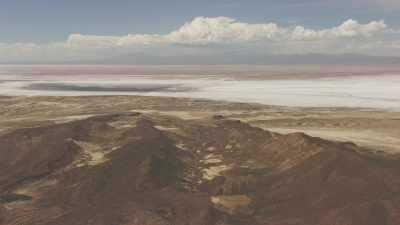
0, 71, 399, 110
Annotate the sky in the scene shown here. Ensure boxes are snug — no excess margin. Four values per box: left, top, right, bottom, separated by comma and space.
1, 0, 400, 63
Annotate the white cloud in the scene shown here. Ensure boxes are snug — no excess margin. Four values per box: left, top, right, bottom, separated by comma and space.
166, 17, 281, 44
0, 17, 398, 62
64, 17, 387, 46
291, 19, 386, 41
66, 34, 119, 48
64, 17, 283, 47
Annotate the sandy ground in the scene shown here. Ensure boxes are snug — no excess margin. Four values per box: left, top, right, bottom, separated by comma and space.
1, 95, 399, 154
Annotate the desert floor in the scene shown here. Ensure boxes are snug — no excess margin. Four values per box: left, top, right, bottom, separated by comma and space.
2, 95, 399, 154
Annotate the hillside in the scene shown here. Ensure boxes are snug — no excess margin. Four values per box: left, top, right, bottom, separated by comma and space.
1, 111, 399, 225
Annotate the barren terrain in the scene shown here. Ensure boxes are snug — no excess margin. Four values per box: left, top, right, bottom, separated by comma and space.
1, 96, 399, 153
1, 94, 400, 225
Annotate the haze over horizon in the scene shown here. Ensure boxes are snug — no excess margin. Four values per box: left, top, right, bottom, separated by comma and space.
2, 0, 400, 64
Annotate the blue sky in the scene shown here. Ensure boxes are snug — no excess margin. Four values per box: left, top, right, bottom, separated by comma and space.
1, 0, 400, 62
1, 0, 399, 43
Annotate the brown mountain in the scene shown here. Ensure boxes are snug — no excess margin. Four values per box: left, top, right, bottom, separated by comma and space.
1, 113, 399, 225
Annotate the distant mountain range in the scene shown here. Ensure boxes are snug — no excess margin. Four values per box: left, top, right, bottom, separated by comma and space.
4, 53, 400, 65
97, 53, 400, 65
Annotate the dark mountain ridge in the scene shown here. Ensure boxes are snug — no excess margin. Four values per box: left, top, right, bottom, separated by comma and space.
1, 113, 399, 225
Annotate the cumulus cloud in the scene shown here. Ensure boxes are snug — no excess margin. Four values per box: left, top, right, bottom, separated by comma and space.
166, 17, 281, 44
64, 17, 387, 47
0, 17, 398, 63
64, 17, 283, 47
291, 19, 386, 40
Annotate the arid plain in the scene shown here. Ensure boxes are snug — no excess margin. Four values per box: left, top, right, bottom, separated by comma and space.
1, 65, 400, 225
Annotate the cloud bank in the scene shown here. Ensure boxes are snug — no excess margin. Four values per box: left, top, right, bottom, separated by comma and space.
1, 17, 399, 63
66, 17, 386, 46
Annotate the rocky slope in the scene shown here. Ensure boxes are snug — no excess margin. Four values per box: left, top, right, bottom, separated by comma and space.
0, 112, 399, 225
